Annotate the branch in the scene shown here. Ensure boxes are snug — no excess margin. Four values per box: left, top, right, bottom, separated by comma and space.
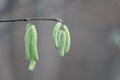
0, 18, 62, 23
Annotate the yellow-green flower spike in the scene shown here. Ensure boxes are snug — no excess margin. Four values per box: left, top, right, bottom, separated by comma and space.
58, 30, 66, 57
25, 23, 31, 60
57, 30, 62, 47
62, 25, 71, 54
30, 25, 39, 61
52, 22, 62, 48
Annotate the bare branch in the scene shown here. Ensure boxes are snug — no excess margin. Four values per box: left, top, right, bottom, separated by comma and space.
0, 18, 62, 23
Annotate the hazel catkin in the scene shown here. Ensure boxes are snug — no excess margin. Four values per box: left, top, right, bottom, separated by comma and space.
25, 23, 31, 60
30, 25, 39, 61
52, 22, 62, 48
62, 25, 71, 54
58, 30, 66, 57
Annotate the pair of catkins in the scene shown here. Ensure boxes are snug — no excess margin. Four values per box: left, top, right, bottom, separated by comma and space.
24, 22, 70, 71
25, 23, 38, 71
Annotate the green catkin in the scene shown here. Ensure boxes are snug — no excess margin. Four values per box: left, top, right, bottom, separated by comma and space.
30, 25, 39, 61
28, 60, 36, 71
25, 23, 31, 60
52, 22, 62, 48
58, 30, 66, 57
62, 25, 71, 54
57, 30, 62, 46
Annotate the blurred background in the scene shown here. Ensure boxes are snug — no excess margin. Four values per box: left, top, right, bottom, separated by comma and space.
0, 0, 120, 80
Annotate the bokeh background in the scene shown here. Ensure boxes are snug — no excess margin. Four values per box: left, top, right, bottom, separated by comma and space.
0, 0, 120, 80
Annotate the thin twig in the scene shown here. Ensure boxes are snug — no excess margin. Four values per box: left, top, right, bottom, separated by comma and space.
0, 18, 62, 23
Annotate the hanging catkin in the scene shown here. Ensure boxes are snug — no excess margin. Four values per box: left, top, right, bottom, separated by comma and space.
62, 25, 71, 54
58, 30, 66, 57
52, 22, 62, 48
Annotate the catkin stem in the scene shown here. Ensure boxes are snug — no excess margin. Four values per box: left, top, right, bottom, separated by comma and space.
0, 18, 62, 23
